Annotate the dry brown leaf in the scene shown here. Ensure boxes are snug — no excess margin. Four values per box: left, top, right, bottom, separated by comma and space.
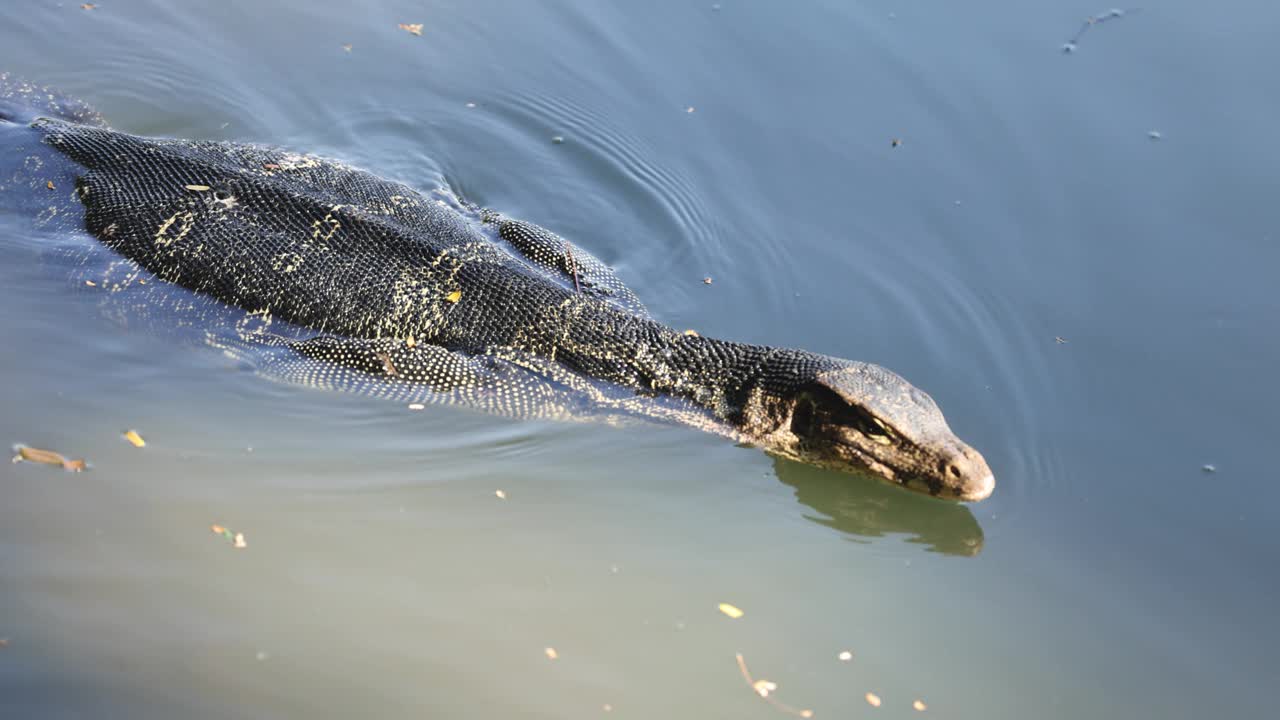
81, 3, 95, 9
399, 23, 423, 36
210, 524, 227, 535
375, 352, 399, 376
13, 445, 85, 472
865, 692, 881, 708
123, 429, 145, 448
46, 181, 55, 190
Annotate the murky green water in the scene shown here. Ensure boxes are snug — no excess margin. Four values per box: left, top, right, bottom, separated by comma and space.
2, 1, 1277, 718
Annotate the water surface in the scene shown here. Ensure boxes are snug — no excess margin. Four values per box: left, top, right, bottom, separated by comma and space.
2, 1, 1277, 718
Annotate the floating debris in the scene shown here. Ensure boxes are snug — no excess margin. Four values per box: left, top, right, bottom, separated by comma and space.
1201, 464, 1217, 473
398, 23, 423, 36
703, 276, 713, 285
686, 106, 696, 113
683, 329, 700, 337
544, 647, 559, 660
342, 44, 353, 52
718, 603, 745, 619
184, 184, 210, 192
551, 135, 565, 144
123, 429, 146, 448
85, 280, 96, 287
1062, 8, 1140, 53
1055, 336, 1069, 344
735, 654, 813, 718
890, 138, 902, 148
375, 351, 399, 376
865, 692, 882, 708
565, 246, 582, 293
46, 181, 55, 190
407, 403, 426, 411
81, 3, 95, 9
1148, 130, 1163, 141
913, 699, 928, 712
0, 638, 8, 648
445, 289, 462, 303
12, 445, 86, 472
465, 102, 477, 108
495, 489, 507, 500
838, 650, 853, 662
210, 524, 248, 549
405, 335, 417, 348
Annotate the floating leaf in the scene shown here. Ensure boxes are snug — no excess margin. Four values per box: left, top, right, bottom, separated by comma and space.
398, 23, 423, 36
123, 429, 146, 448
865, 692, 882, 708
445, 289, 462, 303
495, 489, 507, 500
46, 181, 55, 190
544, 647, 558, 660
184, 184, 210, 192
913, 699, 928, 712
81, 3, 96, 9
718, 603, 744, 619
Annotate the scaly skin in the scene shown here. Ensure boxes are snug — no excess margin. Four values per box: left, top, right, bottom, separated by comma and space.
0, 73, 994, 501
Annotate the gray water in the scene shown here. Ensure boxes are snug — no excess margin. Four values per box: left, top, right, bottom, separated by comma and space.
2, 1, 1277, 718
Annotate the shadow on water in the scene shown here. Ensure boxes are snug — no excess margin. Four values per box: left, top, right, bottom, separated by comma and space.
772, 457, 985, 557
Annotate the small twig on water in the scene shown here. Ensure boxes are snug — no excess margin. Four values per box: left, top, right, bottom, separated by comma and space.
565, 245, 581, 294
735, 653, 814, 718
1062, 7, 1141, 53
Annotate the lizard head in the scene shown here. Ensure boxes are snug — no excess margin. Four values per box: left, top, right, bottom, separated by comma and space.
745, 359, 994, 502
